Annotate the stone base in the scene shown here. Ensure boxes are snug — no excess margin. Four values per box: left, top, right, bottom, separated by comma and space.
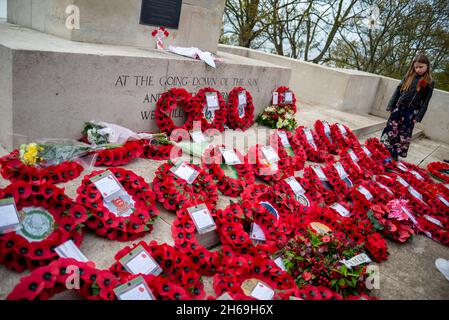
0, 21, 290, 149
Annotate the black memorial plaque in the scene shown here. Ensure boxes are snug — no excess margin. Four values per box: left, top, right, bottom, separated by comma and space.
140, 0, 183, 29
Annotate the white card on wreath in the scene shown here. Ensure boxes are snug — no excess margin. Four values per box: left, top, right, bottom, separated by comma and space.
114, 277, 155, 300
397, 162, 408, 172
250, 223, 266, 241
438, 195, 449, 207
337, 123, 347, 135
277, 131, 291, 147
284, 91, 293, 104
323, 121, 332, 134
362, 146, 372, 157
285, 176, 305, 195
424, 215, 444, 228
262, 146, 280, 163
55, 240, 89, 263
220, 148, 242, 165
303, 128, 314, 142
333, 162, 349, 179
348, 149, 359, 163
357, 186, 373, 201
206, 92, 220, 110
272, 92, 279, 105
341, 253, 372, 268
0, 198, 21, 234
330, 203, 351, 217
92, 172, 122, 199
250, 282, 275, 300
187, 204, 216, 234
396, 176, 409, 187
238, 91, 247, 106
191, 130, 207, 143
408, 186, 424, 201
401, 206, 418, 225
273, 257, 286, 271
312, 166, 327, 181
171, 162, 199, 184
410, 170, 424, 181
120, 245, 162, 276
377, 182, 394, 195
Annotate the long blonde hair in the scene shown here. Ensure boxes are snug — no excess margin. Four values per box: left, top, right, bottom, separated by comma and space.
401, 54, 433, 92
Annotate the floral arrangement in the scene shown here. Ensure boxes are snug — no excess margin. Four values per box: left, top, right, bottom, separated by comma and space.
293, 126, 333, 163
330, 123, 360, 150
152, 27, 170, 49
256, 105, 297, 130
274, 86, 297, 113
191, 87, 227, 132
269, 130, 306, 171
314, 120, 339, 155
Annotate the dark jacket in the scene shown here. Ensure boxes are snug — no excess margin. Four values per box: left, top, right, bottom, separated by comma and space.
386, 75, 435, 122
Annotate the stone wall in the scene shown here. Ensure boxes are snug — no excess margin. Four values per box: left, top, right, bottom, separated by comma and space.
219, 44, 449, 145
7, 0, 225, 53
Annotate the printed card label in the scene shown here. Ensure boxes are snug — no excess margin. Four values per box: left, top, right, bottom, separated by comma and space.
237, 91, 247, 118
401, 206, 418, 225
337, 124, 347, 136
397, 162, 408, 172
114, 276, 155, 300
285, 177, 305, 195
187, 204, 216, 234
312, 166, 327, 181
334, 162, 349, 179
310, 222, 331, 235
250, 223, 266, 241
0, 198, 21, 234
357, 186, 373, 201
191, 130, 207, 143
437, 195, 449, 207
205, 92, 220, 110
331, 203, 351, 217
273, 257, 286, 271
424, 215, 443, 228
241, 279, 274, 300
396, 176, 409, 187
341, 253, 372, 268
55, 240, 89, 263
348, 150, 359, 163
283, 91, 293, 104
220, 148, 242, 165
411, 170, 424, 181
91, 171, 122, 200
277, 131, 291, 147
120, 245, 162, 276
408, 186, 424, 201
272, 92, 279, 105
262, 146, 280, 163
362, 146, 372, 157
170, 162, 199, 184
16, 207, 54, 242
377, 182, 394, 195
260, 202, 279, 220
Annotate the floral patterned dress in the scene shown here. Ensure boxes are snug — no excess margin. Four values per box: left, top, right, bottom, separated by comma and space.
381, 75, 434, 159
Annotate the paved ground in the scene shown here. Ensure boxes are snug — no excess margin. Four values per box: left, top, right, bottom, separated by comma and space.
0, 107, 448, 300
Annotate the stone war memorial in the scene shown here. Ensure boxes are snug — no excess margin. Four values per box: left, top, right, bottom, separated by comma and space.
0, 0, 449, 306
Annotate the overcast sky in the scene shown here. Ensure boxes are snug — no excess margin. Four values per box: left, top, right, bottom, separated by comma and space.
0, 0, 6, 19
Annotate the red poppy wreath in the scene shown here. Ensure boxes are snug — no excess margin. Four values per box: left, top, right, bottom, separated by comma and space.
226, 87, 255, 131
171, 202, 222, 276
7, 258, 119, 300
330, 122, 360, 150
0, 182, 87, 272
302, 165, 340, 205
155, 88, 198, 135
76, 168, 159, 241
293, 126, 333, 163
0, 150, 84, 185
191, 87, 227, 132
109, 241, 205, 299
269, 130, 306, 171
428, 162, 449, 183
152, 161, 218, 211
201, 144, 255, 197
244, 144, 295, 184
314, 120, 339, 154
217, 201, 289, 258
274, 86, 297, 113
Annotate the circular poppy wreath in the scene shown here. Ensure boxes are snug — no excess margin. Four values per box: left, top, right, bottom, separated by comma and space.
0, 150, 84, 185
226, 87, 255, 131
428, 162, 449, 183
349, 180, 395, 213
352, 144, 385, 175
171, 202, 222, 276
244, 144, 295, 184
0, 182, 87, 273
338, 149, 370, 181
302, 166, 340, 205
213, 252, 299, 300
192, 87, 227, 132
92, 140, 144, 167
322, 162, 355, 199
7, 258, 119, 300
113, 273, 192, 300
201, 144, 255, 197
152, 161, 219, 212
269, 130, 306, 171
274, 86, 297, 113
155, 88, 197, 135
109, 241, 205, 299
140, 133, 180, 161
241, 183, 310, 239
313, 120, 339, 155
217, 201, 289, 258
293, 126, 333, 163
330, 123, 360, 150
76, 168, 159, 241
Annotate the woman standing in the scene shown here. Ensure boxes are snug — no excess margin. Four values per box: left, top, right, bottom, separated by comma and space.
381, 54, 435, 160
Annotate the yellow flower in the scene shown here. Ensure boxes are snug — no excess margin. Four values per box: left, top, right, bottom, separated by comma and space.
20, 143, 43, 166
